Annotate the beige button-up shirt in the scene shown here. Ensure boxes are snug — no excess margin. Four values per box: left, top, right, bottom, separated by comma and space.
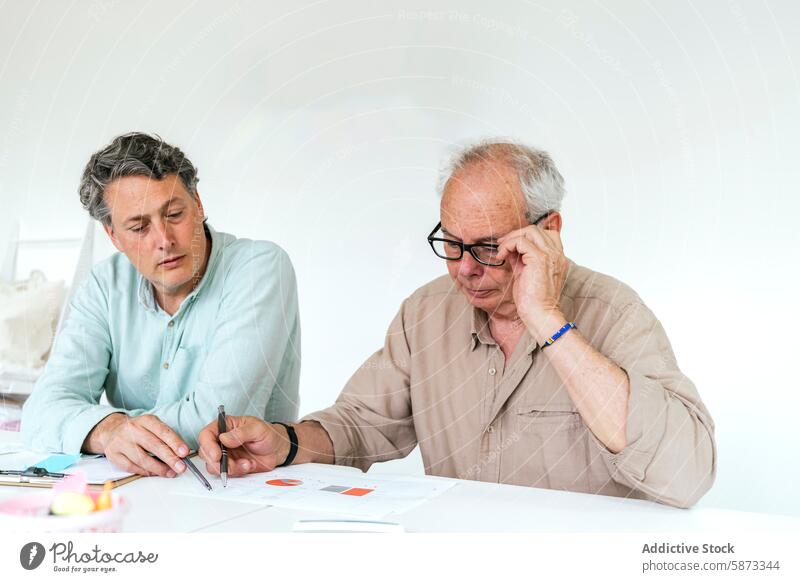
304, 260, 716, 508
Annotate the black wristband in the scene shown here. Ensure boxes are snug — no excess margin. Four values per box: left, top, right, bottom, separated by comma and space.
274, 422, 298, 467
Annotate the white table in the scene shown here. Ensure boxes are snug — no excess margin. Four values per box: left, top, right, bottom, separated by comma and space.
1, 430, 798, 533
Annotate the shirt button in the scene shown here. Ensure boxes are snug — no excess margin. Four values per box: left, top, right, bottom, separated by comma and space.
168, 320, 174, 327
163, 362, 169, 370
487, 425, 495, 433
488, 368, 496, 376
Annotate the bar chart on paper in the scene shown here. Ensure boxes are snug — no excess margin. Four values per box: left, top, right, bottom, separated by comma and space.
172, 463, 455, 518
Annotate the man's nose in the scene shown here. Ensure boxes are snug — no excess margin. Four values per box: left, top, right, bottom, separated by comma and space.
153, 220, 175, 249
457, 251, 484, 278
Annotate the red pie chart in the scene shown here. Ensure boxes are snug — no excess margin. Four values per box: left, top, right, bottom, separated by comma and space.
265, 478, 303, 487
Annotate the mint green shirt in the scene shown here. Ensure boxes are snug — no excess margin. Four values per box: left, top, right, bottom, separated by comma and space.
21, 225, 300, 453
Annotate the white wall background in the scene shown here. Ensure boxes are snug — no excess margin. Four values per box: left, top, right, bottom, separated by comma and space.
1, 0, 798, 517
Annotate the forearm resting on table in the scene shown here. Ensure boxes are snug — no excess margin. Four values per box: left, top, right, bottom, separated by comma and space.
289, 421, 335, 465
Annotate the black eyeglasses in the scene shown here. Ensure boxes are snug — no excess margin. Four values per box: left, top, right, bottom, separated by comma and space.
427, 212, 552, 267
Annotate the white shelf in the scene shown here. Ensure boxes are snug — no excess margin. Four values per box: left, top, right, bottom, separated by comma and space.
0, 380, 36, 396
0, 363, 41, 396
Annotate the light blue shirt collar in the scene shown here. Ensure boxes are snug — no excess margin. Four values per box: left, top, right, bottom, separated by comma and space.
136, 222, 221, 314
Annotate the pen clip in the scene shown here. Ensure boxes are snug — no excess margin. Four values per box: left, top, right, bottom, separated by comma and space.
217, 405, 227, 435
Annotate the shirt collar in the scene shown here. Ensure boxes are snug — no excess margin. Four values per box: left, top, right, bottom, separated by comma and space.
469, 307, 495, 350
137, 222, 221, 313
469, 308, 541, 354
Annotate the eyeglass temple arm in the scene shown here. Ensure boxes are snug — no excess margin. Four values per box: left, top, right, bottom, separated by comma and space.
427, 221, 443, 240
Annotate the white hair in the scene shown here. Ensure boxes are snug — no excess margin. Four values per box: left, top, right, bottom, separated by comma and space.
436, 139, 566, 222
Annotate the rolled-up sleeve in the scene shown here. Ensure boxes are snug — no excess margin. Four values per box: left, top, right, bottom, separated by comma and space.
588, 301, 717, 508
302, 300, 417, 472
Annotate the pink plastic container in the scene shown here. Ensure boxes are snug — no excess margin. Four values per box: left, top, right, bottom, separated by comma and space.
0, 490, 128, 532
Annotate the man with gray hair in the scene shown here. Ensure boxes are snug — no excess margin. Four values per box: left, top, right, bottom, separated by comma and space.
197, 139, 716, 508
22, 132, 300, 478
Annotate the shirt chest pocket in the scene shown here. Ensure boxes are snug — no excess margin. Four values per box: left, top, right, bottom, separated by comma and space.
511, 401, 590, 492
515, 401, 583, 432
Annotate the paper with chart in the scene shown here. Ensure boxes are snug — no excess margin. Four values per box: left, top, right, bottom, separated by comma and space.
171, 463, 456, 518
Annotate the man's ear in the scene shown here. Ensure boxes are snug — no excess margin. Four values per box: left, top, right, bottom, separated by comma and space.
102, 222, 124, 252
540, 211, 563, 233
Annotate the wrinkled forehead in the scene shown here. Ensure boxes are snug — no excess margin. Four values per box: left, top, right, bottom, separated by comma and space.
439, 161, 528, 242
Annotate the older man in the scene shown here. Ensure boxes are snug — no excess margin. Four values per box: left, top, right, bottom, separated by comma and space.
22, 132, 300, 478
199, 140, 715, 508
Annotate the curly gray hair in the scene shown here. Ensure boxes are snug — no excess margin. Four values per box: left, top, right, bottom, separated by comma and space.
437, 139, 565, 223
79, 132, 199, 226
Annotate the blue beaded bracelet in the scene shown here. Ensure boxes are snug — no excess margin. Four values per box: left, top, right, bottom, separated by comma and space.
543, 322, 576, 348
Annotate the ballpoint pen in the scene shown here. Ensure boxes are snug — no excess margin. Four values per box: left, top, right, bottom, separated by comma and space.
181, 456, 212, 491
218, 405, 228, 487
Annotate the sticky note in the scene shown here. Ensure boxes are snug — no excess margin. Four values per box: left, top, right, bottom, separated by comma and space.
33, 454, 81, 473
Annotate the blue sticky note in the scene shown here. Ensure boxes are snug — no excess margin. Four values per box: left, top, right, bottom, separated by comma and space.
33, 454, 81, 473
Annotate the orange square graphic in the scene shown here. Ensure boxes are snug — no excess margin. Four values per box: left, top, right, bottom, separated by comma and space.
341, 487, 373, 496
